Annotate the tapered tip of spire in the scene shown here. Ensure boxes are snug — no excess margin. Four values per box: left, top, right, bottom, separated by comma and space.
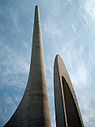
34, 5, 40, 32
35, 5, 39, 18
35, 5, 38, 11
55, 54, 62, 63
35, 5, 38, 8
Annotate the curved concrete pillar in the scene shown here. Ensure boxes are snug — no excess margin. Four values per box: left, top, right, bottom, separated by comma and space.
54, 54, 84, 127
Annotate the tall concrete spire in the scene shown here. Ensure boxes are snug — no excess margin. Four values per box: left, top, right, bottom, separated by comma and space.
4, 5, 51, 127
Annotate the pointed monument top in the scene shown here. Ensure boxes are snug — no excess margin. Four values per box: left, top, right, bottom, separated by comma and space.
55, 54, 61, 61
35, 5, 39, 14
33, 4, 41, 33
35, 5, 38, 8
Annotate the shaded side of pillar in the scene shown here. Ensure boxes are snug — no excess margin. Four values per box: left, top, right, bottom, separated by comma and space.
54, 54, 84, 127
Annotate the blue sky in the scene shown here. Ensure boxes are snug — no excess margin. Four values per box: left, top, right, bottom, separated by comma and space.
0, 0, 95, 127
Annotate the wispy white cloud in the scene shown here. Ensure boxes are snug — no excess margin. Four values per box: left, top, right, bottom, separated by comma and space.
83, 0, 95, 20
71, 63, 88, 89
80, 0, 95, 31
0, 43, 29, 88
4, 94, 13, 105
79, 91, 95, 127
43, 20, 62, 36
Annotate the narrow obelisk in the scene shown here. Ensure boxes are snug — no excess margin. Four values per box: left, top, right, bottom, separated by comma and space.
54, 55, 84, 127
4, 5, 51, 127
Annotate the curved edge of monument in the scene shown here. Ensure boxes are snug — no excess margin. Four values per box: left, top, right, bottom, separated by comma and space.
54, 54, 84, 127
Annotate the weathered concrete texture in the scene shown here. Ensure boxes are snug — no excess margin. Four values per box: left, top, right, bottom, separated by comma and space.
54, 54, 84, 127
4, 6, 51, 127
